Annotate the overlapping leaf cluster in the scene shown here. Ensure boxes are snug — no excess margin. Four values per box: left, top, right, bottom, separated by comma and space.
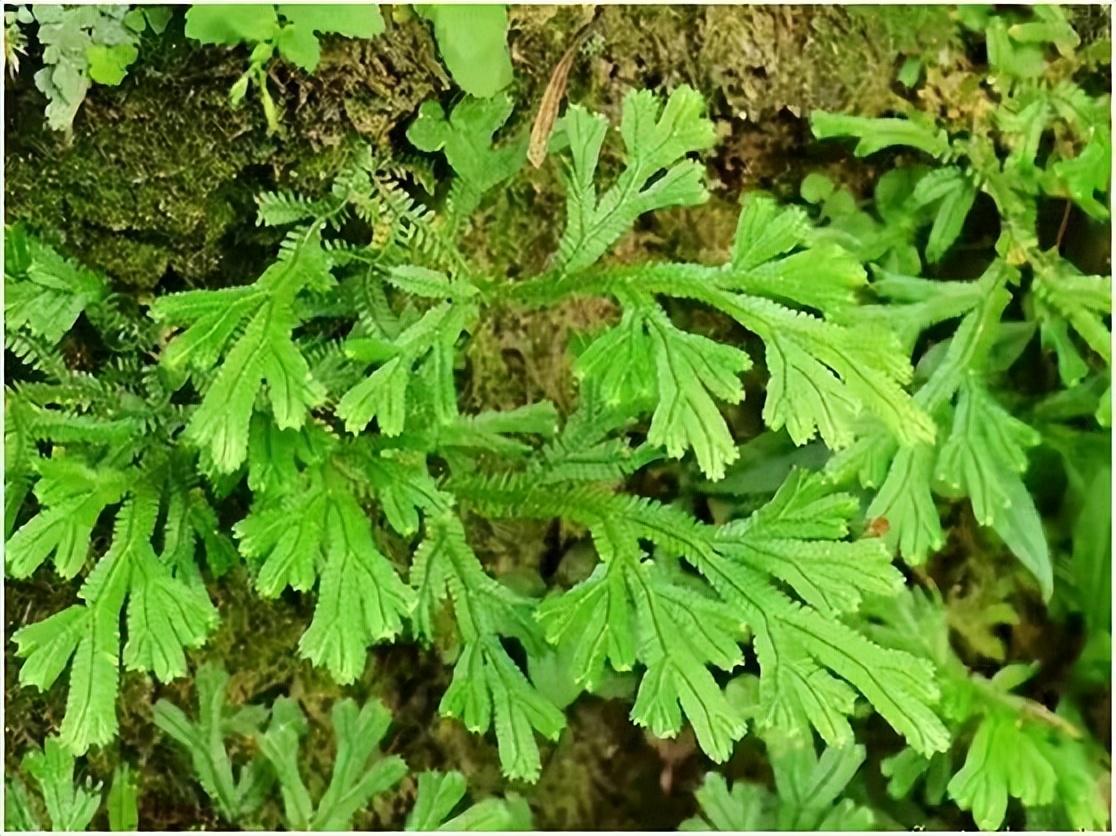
6, 227, 227, 757
809, 4, 1110, 604
5, 738, 137, 831
6, 81, 950, 789
152, 662, 530, 830
21, 4, 170, 131
5, 10, 1110, 828
861, 589, 1108, 831
683, 700, 875, 832
773, 6, 1109, 829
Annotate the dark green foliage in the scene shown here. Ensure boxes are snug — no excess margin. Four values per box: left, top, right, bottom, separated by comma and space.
153, 662, 528, 830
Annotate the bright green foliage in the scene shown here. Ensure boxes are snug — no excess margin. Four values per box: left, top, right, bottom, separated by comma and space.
643, 309, 751, 480
514, 93, 933, 478
336, 301, 472, 435
4, 225, 153, 537
800, 169, 927, 276
246, 85, 939, 779
5, 231, 165, 534
85, 41, 137, 86
828, 262, 1056, 596
577, 300, 752, 480
6, 457, 128, 579
6, 83, 950, 785
185, 5, 282, 45
26, 4, 165, 130
12, 483, 219, 753
5, 12, 1110, 823
479, 466, 946, 763
185, 4, 385, 133
5, 742, 137, 832
406, 95, 528, 221
411, 513, 566, 782
814, 6, 1109, 596
16, 738, 101, 832
150, 228, 332, 473
186, 4, 384, 67
272, 3, 384, 67
405, 770, 532, 831
4, 776, 39, 832
184, 2, 512, 129
260, 487, 402, 669
555, 254, 931, 481
811, 6, 1111, 268
682, 728, 874, 830
811, 111, 951, 159
908, 167, 979, 263
5, 225, 106, 342
863, 589, 1109, 831
6, 230, 229, 757
415, 4, 513, 98
379, 86, 944, 772
234, 426, 414, 683
141, 140, 564, 780
553, 86, 717, 274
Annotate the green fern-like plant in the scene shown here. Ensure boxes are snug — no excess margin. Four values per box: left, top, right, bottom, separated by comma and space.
862, 588, 1108, 831
4, 5, 1110, 831
810, 4, 1110, 599
6, 85, 954, 783
682, 718, 875, 831
8, 738, 101, 831
153, 662, 529, 830
4, 738, 139, 833
6, 230, 228, 756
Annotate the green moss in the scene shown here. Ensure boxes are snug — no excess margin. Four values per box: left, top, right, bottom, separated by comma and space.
4, 17, 446, 290
509, 5, 957, 121
5, 62, 269, 288
5, 2, 949, 294
5, 5, 961, 293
